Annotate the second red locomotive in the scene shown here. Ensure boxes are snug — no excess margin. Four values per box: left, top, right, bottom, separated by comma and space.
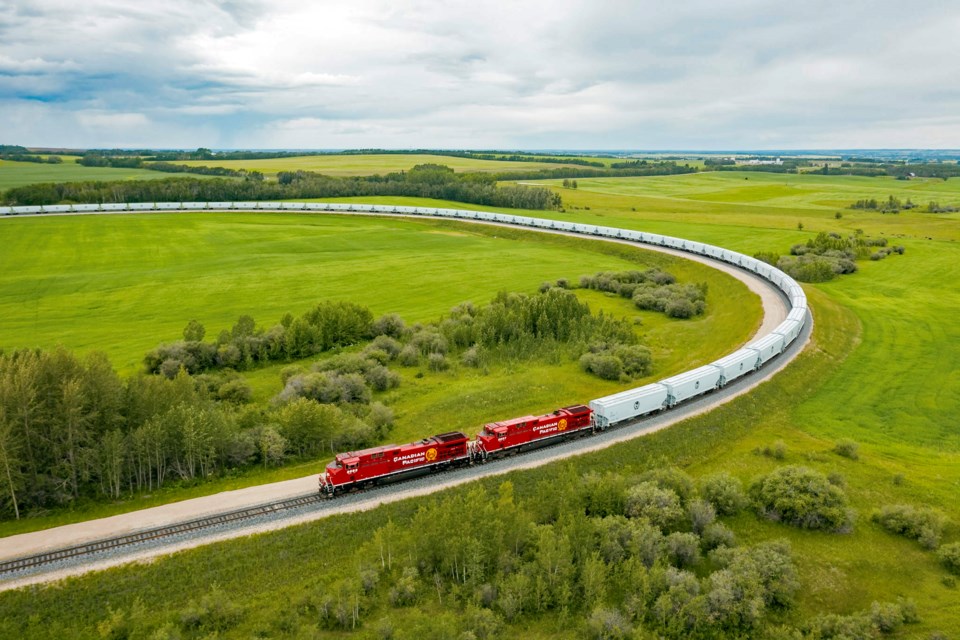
474, 405, 593, 460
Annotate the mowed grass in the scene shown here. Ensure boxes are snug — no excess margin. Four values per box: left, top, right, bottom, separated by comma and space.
0, 158, 184, 191
168, 153, 585, 176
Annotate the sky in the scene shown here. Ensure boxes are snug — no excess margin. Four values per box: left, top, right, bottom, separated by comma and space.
2, 0, 960, 150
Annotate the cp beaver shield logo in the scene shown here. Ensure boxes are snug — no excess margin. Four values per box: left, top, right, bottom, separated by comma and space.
558, 419, 568, 431
425, 447, 438, 462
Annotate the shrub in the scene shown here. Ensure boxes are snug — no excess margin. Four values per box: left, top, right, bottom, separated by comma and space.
699, 472, 747, 516
639, 467, 696, 504
614, 344, 653, 377
372, 313, 406, 338
872, 504, 948, 549
369, 335, 402, 358
580, 352, 623, 380
750, 466, 855, 532
688, 499, 717, 535
758, 440, 787, 460
625, 482, 685, 531
427, 352, 449, 372
584, 607, 632, 640
664, 532, 701, 568
364, 365, 401, 391
461, 345, 482, 368
397, 344, 420, 366
833, 438, 860, 460
217, 378, 252, 404
702, 522, 736, 550
937, 542, 960, 574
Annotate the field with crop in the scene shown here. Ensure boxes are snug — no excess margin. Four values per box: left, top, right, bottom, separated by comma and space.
1, 169, 958, 637
169, 153, 586, 176
0, 158, 180, 191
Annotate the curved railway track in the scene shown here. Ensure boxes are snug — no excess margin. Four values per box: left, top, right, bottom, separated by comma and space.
0, 202, 810, 588
0, 495, 324, 576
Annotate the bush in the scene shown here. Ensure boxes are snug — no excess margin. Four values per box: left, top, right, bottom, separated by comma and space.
370, 335, 403, 358
872, 504, 948, 549
702, 522, 736, 550
750, 466, 855, 532
427, 352, 449, 372
580, 352, 623, 380
372, 313, 406, 338
625, 482, 685, 531
397, 344, 420, 366
461, 345, 483, 368
614, 344, 652, 377
639, 467, 696, 504
699, 472, 747, 516
664, 532, 701, 568
758, 440, 787, 460
938, 542, 960, 574
584, 607, 632, 640
688, 499, 717, 535
833, 438, 860, 460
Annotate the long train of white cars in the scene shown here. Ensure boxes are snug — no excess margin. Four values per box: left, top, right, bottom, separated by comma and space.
1, 201, 808, 431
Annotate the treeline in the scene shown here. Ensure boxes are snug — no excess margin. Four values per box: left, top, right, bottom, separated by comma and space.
72, 147, 613, 166
145, 301, 374, 376
487, 161, 698, 182
0, 153, 63, 164
1, 164, 561, 210
78, 154, 257, 178
850, 195, 917, 213
0, 348, 392, 519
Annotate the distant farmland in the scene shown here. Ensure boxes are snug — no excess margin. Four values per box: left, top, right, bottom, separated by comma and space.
166, 153, 586, 176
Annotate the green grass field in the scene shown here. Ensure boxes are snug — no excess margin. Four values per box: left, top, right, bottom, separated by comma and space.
0, 158, 183, 191
0, 206, 759, 536
1, 169, 959, 637
169, 153, 585, 176
0, 210, 751, 374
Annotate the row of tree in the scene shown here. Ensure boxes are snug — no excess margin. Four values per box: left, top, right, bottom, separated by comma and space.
0, 348, 389, 520
145, 301, 374, 376
2, 163, 561, 210
0, 153, 62, 164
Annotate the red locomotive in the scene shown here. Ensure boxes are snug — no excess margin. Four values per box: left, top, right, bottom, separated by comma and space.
474, 405, 593, 460
319, 431, 470, 497
318, 405, 594, 497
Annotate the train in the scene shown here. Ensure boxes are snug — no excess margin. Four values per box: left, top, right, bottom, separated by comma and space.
1, 201, 809, 497
318, 405, 595, 496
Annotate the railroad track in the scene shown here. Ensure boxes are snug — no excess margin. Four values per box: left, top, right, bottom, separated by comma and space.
0, 494, 324, 578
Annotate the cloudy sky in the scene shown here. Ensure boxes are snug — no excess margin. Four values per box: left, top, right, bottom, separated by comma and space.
2, 0, 959, 150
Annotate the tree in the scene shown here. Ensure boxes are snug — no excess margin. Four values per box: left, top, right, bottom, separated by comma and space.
276, 398, 341, 456
57, 378, 89, 498
699, 472, 747, 516
626, 482, 685, 532
750, 466, 854, 532
0, 410, 23, 519
255, 426, 287, 468
183, 319, 206, 342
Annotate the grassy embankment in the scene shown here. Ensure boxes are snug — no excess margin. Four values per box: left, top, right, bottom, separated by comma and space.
1, 170, 958, 636
0, 210, 758, 536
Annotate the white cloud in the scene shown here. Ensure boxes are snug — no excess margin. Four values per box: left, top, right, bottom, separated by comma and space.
1, 0, 960, 148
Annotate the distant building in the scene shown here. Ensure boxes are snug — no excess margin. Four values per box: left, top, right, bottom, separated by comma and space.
738, 157, 783, 166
